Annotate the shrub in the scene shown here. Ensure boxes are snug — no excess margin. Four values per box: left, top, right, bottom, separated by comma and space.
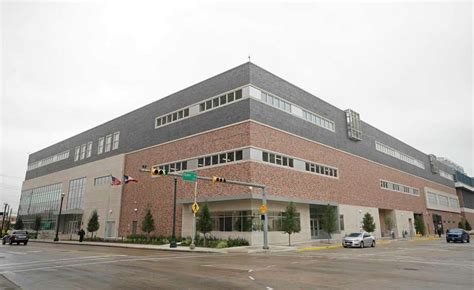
216, 241, 228, 248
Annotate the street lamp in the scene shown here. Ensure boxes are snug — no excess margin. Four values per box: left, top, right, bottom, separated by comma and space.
170, 177, 178, 248
54, 192, 65, 242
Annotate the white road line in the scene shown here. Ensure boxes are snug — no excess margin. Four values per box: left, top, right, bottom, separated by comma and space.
266, 287, 274, 290
248, 276, 255, 281
5, 251, 27, 255
3, 254, 238, 274
248, 269, 253, 273
0, 254, 128, 268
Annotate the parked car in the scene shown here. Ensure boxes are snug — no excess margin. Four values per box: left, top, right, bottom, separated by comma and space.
343, 232, 375, 248
2, 230, 29, 245
446, 228, 470, 243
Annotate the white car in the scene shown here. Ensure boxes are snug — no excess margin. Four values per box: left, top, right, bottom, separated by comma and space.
342, 232, 375, 248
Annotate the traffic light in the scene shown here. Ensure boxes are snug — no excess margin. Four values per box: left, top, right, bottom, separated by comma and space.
212, 176, 226, 183
151, 167, 168, 176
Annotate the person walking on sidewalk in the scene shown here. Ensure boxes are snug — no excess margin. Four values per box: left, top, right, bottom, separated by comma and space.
437, 223, 442, 238
78, 228, 85, 242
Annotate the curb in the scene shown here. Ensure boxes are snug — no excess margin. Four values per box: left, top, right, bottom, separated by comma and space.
29, 239, 222, 254
297, 244, 342, 252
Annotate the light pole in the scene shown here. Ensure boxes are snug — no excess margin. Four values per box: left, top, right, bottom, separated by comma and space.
54, 193, 65, 242
170, 177, 178, 248
1, 203, 8, 234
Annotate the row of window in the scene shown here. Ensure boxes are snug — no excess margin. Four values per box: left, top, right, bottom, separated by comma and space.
345, 109, 362, 141
305, 162, 338, 178
261, 91, 292, 113
98, 132, 120, 155
207, 210, 300, 232
159, 161, 188, 173
18, 183, 63, 215
199, 89, 243, 113
380, 180, 420, 196
262, 151, 294, 168
302, 110, 335, 132
155, 108, 190, 127
74, 142, 93, 161
427, 191, 459, 209
197, 150, 243, 168
27, 151, 70, 171
375, 141, 425, 169
439, 170, 454, 181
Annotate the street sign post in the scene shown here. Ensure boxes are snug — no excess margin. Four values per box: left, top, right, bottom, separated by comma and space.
182, 171, 197, 182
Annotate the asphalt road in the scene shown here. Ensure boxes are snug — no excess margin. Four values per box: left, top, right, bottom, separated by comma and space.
0, 240, 472, 289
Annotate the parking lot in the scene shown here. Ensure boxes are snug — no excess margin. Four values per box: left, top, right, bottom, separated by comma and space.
0, 239, 472, 289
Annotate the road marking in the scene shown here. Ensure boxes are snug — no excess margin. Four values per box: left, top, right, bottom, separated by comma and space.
248, 276, 255, 281
266, 287, 274, 290
5, 251, 27, 255
3, 254, 238, 274
0, 254, 128, 268
248, 269, 253, 273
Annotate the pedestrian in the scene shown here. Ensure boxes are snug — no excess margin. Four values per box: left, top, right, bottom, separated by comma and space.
437, 223, 442, 238
78, 228, 85, 242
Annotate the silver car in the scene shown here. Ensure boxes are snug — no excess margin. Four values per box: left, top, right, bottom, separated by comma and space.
343, 232, 375, 248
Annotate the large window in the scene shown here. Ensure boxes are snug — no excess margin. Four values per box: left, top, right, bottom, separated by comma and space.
98, 137, 105, 154
80, 144, 86, 160
207, 210, 299, 232
18, 183, 62, 215
94, 175, 111, 186
199, 89, 243, 113
86, 142, 93, 158
438, 195, 449, 207
156, 108, 190, 127
67, 177, 86, 210
74, 146, 80, 161
27, 150, 70, 171
380, 179, 420, 196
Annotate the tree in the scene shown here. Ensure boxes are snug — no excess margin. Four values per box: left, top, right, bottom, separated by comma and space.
3, 220, 11, 235
87, 210, 99, 238
320, 204, 336, 243
458, 220, 465, 230
414, 216, 426, 236
197, 203, 213, 246
14, 217, 24, 230
362, 212, 376, 233
465, 219, 472, 231
281, 202, 301, 246
384, 216, 394, 232
33, 215, 42, 238
141, 208, 155, 237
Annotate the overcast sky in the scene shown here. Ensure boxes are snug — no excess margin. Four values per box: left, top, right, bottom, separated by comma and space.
1, 1, 472, 213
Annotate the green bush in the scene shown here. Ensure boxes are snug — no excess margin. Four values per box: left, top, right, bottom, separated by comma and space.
179, 236, 249, 248
216, 241, 228, 248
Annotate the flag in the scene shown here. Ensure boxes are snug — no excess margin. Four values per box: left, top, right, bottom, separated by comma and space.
124, 175, 138, 183
111, 176, 122, 186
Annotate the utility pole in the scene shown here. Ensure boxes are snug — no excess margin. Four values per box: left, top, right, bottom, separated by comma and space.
170, 177, 178, 248
1, 203, 8, 234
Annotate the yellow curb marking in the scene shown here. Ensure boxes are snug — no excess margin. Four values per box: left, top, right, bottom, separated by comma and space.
298, 245, 342, 252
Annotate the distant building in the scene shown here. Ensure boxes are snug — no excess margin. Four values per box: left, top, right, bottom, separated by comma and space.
454, 171, 474, 227
18, 62, 464, 244
438, 157, 464, 173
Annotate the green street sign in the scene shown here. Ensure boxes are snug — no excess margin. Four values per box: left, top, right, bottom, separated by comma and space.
182, 171, 197, 182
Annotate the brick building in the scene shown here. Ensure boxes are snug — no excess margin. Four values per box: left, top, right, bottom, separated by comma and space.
18, 63, 465, 244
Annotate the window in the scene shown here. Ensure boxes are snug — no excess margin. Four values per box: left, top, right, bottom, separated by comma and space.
439, 170, 454, 181
339, 215, 344, 231
380, 179, 419, 196
98, 137, 104, 154
112, 132, 120, 150
375, 141, 425, 169
262, 151, 294, 168
27, 150, 70, 171
427, 192, 437, 205
438, 195, 449, 207
208, 210, 296, 232
157, 161, 188, 173
67, 177, 86, 210
196, 150, 243, 169
105, 134, 112, 152
305, 161, 338, 177
80, 144, 86, 160
86, 142, 92, 158
345, 109, 362, 141
74, 146, 80, 161
449, 197, 459, 208
380, 181, 389, 188
94, 175, 111, 186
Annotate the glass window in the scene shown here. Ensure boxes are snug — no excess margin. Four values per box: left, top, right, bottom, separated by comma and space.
219, 153, 227, 164
178, 111, 183, 119
80, 144, 86, 160
86, 142, 93, 158
198, 158, 204, 167
235, 89, 242, 100
269, 154, 275, 163
275, 155, 282, 165
205, 156, 211, 166
227, 92, 234, 102
438, 195, 449, 207
112, 132, 120, 150
172, 112, 177, 121
167, 115, 172, 123
213, 97, 219, 107
175, 162, 181, 171
220, 95, 227, 105
212, 155, 218, 165
227, 151, 234, 162
156, 118, 162, 127
74, 146, 80, 161
235, 150, 243, 161
206, 100, 212, 110
427, 192, 437, 205
262, 152, 268, 162
183, 108, 189, 117
105, 134, 112, 152
162, 116, 167, 125
199, 103, 205, 112
182, 161, 187, 170
283, 157, 288, 166
288, 158, 294, 168
339, 215, 344, 231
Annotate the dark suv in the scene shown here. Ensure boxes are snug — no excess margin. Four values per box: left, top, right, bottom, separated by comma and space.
2, 230, 29, 245
446, 228, 470, 243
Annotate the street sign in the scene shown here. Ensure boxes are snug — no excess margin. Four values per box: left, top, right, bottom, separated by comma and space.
192, 202, 200, 214
182, 171, 197, 182
259, 204, 268, 214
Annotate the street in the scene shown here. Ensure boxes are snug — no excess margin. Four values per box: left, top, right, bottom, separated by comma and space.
0, 240, 473, 289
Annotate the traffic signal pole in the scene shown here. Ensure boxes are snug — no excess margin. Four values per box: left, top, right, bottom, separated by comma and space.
142, 169, 269, 250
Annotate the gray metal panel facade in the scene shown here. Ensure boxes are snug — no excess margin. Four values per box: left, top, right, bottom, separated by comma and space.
25, 62, 456, 189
